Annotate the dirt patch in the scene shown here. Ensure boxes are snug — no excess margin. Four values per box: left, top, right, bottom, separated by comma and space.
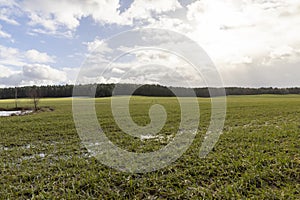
35, 106, 55, 112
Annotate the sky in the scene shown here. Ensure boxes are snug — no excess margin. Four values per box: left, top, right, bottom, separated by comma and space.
0, 0, 299, 88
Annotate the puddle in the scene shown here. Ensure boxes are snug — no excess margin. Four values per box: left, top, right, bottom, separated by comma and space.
140, 129, 198, 142
140, 135, 161, 140
0, 110, 33, 117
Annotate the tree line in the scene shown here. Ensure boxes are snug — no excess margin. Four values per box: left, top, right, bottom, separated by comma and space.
0, 84, 299, 99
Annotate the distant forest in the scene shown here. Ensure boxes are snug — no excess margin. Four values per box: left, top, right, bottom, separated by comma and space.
0, 84, 299, 99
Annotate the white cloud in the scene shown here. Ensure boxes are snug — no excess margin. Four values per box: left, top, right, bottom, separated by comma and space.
62, 67, 80, 84
0, 0, 183, 37
0, 24, 11, 38
180, 0, 300, 86
0, 45, 56, 67
0, 12, 19, 25
23, 64, 66, 81
0, 0, 18, 7
28, 28, 73, 38
185, 0, 300, 64
20, 0, 126, 36
111, 67, 125, 74
79, 39, 206, 87
0, 0, 20, 25
25, 49, 55, 63
85, 38, 112, 53
0, 45, 24, 66
0, 64, 15, 78
1, 0, 300, 87
269, 46, 295, 60
219, 60, 300, 87
75, 0, 300, 88
27, 12, 59, 31
261, 46, 300, 66
0, 44, 64, 86
145, 15, 192, 33
121, 0, 182, 23
0, 64, 71, 87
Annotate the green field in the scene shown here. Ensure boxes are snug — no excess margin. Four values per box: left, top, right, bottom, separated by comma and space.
0, 95, 299, 199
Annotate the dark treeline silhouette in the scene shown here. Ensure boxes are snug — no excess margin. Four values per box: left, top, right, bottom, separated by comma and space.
0, 84, 299, 99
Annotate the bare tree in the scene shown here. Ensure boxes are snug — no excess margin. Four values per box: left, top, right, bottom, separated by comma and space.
29, 86, 40, 111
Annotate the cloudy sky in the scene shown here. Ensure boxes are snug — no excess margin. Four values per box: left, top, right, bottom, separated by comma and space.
0, 0, 299, 88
